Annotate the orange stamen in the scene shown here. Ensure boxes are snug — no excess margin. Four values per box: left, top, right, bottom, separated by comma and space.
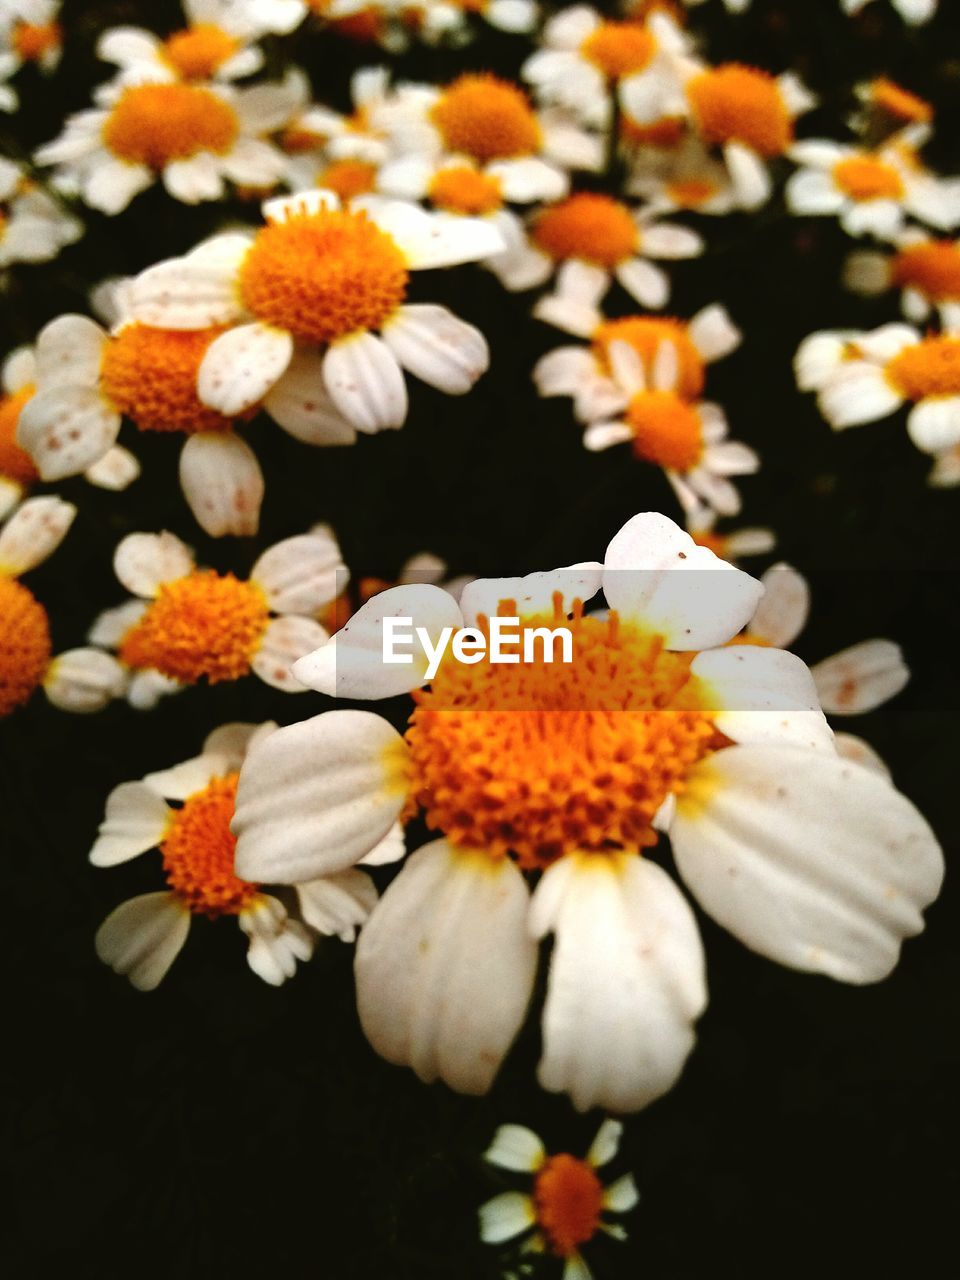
100, 325, 236, 433
0, 384, 39, 485
102, 83, 239, 168
533, 1155, 604, 1257
430, 74, 542, 162
687, 64, 792, 157
161, 773, 261, 916
885, 336, 960, 400
0, 576, 51, 717
533, 193, 638, 267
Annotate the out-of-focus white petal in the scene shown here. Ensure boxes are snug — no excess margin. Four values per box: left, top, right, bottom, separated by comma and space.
0, 495, 75, 575
749, 563, 810, 647
296, 868, 378, 941
89, 781, 170, 867
113, 531, 193, 597
179, 432, 263, 538
251, 615, 330, 691
483, 1124, 546, 1173
382, 305, 488, 395
17, 386, 121, 482
263, 350, 357, 445
811, 639, 909, 715
478, 1192, 536, 1245
44, 648, 127, 712
95, 893, 190, 991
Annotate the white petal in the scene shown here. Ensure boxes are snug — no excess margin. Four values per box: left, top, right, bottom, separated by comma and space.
219, 137, 287, 187
113, 531, 193, 597
855, 323, 919, 362
89, 781, 170, 867
637, 223, 704, 259
240, 897, 314, 986
785, 168, 846, 215
724, 143, 771, 210
84, 159, 154, 214
672, 745, 944, 983
818, 364, 904, 429
459, 564, 603, 626
128, 255, 245, 329
33, 315, 105, 389
533, 290, 603, 339
292, 582, 464, 698
489, 156, 568, 203
483, 1125, 546, 1173
232, 709, 410, 882
251, 615, 330, 691
750, 563, 810, 647
95, 893, 190, 991
358, 820, 406, 866
0, 495, 75, 575
607, 340, 646, 396
16, 386, 121, 482
692, 645, 836, 753
362, 200, 504, 268
532, 854, 707, 1113
812, 639, 909, 715
179, 432, 263, 538
84, 445, 140, 491
833, 732, 892, 780
323, 333, 407, 434
197, 322, 292, 416
587, 1119, 623, 1168
143, 753, 222, 802
44, 648, 127, 712
615, 258, 669, 309
843, 250, 892, 297
382, 305, 488, 395
584, 422, 633, 451
296, 869, 378, 941
533, 346, 596, 395
355, 840, 537, 1094
604, 1173, 640, 1212
97, 28, 162, 66
602, 513, 764, 650
906, 397, 960, 454
251, 529, 345, 613
263, 351, 358, 445
688, 304, 741, 362
163, 153, 224, 204
478, 1192, 536, 1245
794, 330, 859, 392
2, 346, 35, 394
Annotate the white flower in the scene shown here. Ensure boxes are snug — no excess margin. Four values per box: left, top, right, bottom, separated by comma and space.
796, 322, 960, 459
229, 512, 943, 1112
480, 1120, 638, 1278
280, 65, 396, 192
841, 0, 937, 25
91, 721, 380, 990
89, 527, 342, 696
124, 189, 502, 435
0, 496, 127, 716
34, 76, 291, 212
626, 134, 739, 217
787, 135, 960, 241
0, 0, 62, 110
843, 227, 960, 330
0, 155, 82, 267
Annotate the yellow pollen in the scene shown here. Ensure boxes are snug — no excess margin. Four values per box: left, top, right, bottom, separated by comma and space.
428, 166, 503, 215
533, 1155, 604, 1257
885, 336, 960, 400
161, 773, 260, 917
533, 193, 637, 267
100, 324, 236, 433
404, 603, 723, 870
430, 74, 542, 162
832, 154, 904, 201
102, 83, 239, 168
0, 576, 51, 717
593, 317, 705, 398
687, 64, 792, 158
316, 159, 378, 201
627, 391, 704, 470
161, 24, 240, 80
891, 241, 960, 301
0, 383, 39, 484
118, 571, 270, 685
869, 78, 932, 124
621, 114, 687, 148
239, 207, 409, 343
665, 176, 719, 207
580, 21, 656, 79
12, 20, 61, 61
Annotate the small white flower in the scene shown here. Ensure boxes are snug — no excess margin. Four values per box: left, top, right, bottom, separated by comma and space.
0, 0, 62, 110
0, 155, 82, 267
843, 227, 960, 329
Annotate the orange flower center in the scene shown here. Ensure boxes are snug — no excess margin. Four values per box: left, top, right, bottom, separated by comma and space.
0, 383, 39, 484
580, 22, 656, 79
12, 20, 61, 61
404, 603, 721, 870
533, 193, 637, 267
317, 159, 378, 201
161, 773, 260, 916
665, 176, 720, 208
627, 391, 704, 470
0, 575, 51, 717
428, 166, 503, 215
102, 83, 239, 168
885, 336, 960, 400
891, 241, 960, 301
239, 206, 409, 343
161, 24, 240, 80
430, 74, 542, 162
687, 64, 791, 158
118, 571, 270, 685
593, 317, 705, 398
868, 78, 932, 124
621, 114, 687, 148
832, 155, 904, 201
533, 1155, 604, 1257
100, 324, 235, 433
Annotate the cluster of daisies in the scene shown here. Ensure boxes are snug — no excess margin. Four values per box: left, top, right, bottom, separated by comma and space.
1, 1, 954, 1273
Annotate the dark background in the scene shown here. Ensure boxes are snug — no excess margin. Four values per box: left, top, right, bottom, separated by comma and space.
3, 1, 959, 1275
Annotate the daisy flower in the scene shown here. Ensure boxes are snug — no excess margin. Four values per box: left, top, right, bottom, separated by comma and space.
850, 78, 933, 142
546, 333, 756, 517
843, 229, 960, 329
0, 496, 127, 717
787, 135, 960, 241
0, 0, 61, 111
0, 343, 138, 519
280, 66, 395, 193
480, 1120, 637, 1279
91, 721, 380, 991
125, 190, 502, 435
17, 312, 276, 538
230, 512, 942, 1112
493, 191, 702, 302
91, 527, 341, 697
796, 322, 960, 460
0, 156, 82, 268
626, 133, 739, 217
841, 0, 937, 25
741, 562, 909, 778
34, 74, 291, 212
521, 4, 689, 131
675, 60, 817, 209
